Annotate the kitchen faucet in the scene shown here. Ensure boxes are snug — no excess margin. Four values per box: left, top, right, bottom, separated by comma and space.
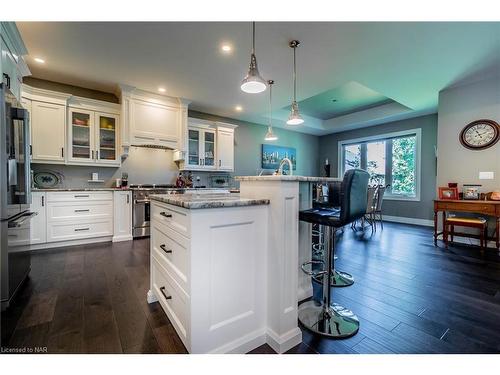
276, 157, 293, 176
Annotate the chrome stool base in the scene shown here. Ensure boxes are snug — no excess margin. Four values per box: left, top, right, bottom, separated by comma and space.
298, 300, 360, 339
313, 269, 355, 287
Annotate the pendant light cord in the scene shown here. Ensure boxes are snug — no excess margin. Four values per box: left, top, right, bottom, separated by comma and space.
293, 46, 297, 101
252, 22, 256, 54
269, 82, 273, 125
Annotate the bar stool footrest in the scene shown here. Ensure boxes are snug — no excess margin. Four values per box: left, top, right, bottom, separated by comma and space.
300, 260, 326, 277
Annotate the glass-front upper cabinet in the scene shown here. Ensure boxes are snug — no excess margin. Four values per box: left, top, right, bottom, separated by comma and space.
96, 112, 119, 165
203, 130, 215, 167
188, 129, 200, 167
69, 108, 94, 162
67, 108, 120, 166
186, 126, 217, 170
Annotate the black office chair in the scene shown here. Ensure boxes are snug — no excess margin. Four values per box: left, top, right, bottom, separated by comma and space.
298, 169, 369, 338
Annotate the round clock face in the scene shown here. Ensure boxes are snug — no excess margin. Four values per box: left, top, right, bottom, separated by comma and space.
459, 119, 500, 150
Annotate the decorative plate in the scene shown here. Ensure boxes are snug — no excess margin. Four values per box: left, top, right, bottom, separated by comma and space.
34, 171, 62, 189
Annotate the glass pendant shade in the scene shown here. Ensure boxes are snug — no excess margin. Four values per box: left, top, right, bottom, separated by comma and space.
264, 126, 278, 141
287, 101, 304, 125
241, 53, 267, 93
241, 22, 267, 94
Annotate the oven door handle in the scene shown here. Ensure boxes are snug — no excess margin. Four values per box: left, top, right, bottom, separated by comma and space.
134, 199, 150, 204
8, 211, 38, 228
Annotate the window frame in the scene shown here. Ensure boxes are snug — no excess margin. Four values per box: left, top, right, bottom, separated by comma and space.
337, 128, 422, 202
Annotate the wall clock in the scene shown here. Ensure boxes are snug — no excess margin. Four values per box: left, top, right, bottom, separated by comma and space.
459, 119, 500, 150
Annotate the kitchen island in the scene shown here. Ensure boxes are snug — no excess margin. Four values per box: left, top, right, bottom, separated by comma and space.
147, 177, 341, 354
147, 193, 270, 354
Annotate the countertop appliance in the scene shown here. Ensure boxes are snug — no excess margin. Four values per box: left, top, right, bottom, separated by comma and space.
1, 81, 35, 311
131, 184, 182, 238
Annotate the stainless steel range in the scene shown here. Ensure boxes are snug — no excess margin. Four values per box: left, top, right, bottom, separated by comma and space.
130, 184, 182, 238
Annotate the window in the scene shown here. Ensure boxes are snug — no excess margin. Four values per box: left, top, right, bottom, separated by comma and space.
338, 129, 421, 200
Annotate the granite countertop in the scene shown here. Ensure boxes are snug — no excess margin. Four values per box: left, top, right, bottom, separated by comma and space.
150, 193, 269, 209
235, 175, 342, 182
33, 187, 130, 192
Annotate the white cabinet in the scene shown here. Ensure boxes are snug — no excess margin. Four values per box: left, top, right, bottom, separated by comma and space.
1, 23, 30, 102
186, 124, 216, 170
68, 105, 120, 167
46, 191, 113, 243
113, 190, 132, 242
149, 199, 268, 353
179, 119, 237, 172
31, 101, 67, 163
119, 86, 190, 153
30, 192, 47, 244
216, 126, 235, 171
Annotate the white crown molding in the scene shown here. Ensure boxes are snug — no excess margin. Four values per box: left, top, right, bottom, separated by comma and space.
21, 84, 72, 105
68, 95, 121, 114
117, 83, 191, 108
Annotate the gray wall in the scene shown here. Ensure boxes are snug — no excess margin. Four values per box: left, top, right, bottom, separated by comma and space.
318, 114, 438, 221
437, 77, 500, 191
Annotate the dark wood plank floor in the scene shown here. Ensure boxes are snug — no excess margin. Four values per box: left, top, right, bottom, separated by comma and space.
1, 239, 187, 354
2, 222, 500, 354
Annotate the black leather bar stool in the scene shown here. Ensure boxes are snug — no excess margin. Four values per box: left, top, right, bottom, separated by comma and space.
298, 169, 369, 338
309, 181, 355, 287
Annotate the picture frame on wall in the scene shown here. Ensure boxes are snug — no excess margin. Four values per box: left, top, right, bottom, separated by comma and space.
438, 186, 458, 200
261, 144, 297, 171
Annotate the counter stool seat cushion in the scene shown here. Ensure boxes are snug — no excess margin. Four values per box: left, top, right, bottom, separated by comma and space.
299, 208, 341, 227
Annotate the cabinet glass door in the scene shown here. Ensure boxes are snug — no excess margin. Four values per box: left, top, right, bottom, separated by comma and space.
188, 129, 200, 166
97, 114, 117, 161
203, 130, 215, 167
71, 110, 92, 160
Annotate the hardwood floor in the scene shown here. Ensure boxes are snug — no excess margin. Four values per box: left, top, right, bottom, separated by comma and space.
1, 239, 187, 354
2, 222, 500, 354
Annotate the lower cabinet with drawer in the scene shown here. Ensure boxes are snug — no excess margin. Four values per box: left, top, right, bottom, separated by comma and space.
27, 190, 132, 249
148, 199, 269, 354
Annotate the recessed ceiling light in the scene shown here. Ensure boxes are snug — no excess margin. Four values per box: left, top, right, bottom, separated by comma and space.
235, 105, 243, 112
158, 87, 166, 93
34, 57, 45, 64
221, 44, 232, 53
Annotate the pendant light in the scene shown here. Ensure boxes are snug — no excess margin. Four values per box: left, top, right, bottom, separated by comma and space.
241, 22, 267, 94
264, 80, 278, 141
286, 40, 304, 125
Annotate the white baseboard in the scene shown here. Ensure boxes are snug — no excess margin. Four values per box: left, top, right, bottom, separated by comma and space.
28, 236, 114, 251
382, 215, 434, 227
208, 328, 268, 354
266, 327, 302, 354
112, 235, 133, 242
146, 289, 158, 304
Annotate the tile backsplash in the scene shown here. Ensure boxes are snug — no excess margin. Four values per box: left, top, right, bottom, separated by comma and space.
31, 147, 230, 189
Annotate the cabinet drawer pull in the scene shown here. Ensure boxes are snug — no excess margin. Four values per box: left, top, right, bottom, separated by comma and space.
74, 209, 90, 212
74, 228, 90, 232
160, 212, 172, 218
159, 286, 172, 300
74, 195, 90, 198
160, 244, 172, 254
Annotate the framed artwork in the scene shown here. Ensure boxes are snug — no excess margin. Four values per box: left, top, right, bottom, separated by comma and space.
438, 187, 458, 200
261, 144, 297, 170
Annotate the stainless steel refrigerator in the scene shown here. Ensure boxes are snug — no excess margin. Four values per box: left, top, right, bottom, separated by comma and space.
0, 80, 35, 311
